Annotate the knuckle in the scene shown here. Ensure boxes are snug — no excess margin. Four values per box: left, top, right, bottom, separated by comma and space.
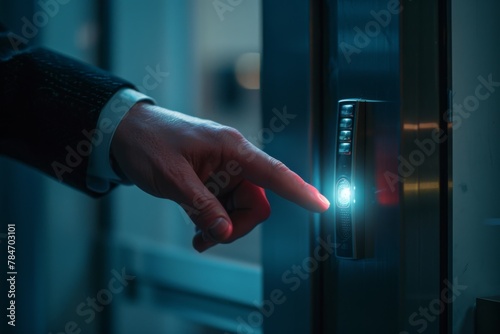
220, 126, 245, 143
214, 126, 247, 155
268, 157, 288, 176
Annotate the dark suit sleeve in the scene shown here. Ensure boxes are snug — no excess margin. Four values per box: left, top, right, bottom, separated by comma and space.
0, 24, 135, 196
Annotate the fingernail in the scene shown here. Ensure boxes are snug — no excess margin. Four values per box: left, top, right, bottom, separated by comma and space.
317, 193, 330, 208
206, 217, 230, 242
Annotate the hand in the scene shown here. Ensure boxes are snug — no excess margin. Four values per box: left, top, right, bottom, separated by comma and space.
111, 102, 330, 252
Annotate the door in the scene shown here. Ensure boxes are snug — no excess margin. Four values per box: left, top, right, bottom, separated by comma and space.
262, 0, 451, 333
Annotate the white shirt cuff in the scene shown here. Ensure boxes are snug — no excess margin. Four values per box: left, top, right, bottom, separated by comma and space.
86, 88, 156, 193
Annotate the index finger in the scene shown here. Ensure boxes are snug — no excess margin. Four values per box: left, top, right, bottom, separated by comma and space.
233, 141, 330, 212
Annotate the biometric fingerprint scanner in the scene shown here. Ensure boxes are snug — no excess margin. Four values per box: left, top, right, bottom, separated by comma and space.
340, 104, 354, 117
339, 118, 353, 129
336, 178, 351, 208
335, 99, 372, 259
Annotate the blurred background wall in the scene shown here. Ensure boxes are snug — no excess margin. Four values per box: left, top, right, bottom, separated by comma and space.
452, 0, 500, 333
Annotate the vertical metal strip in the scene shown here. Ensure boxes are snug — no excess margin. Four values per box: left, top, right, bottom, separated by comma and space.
95, 0, 111, 71
438, 0, 453, 332
401, 0, 448, 333
309, 0, 326, 333
94, 1, 113, 333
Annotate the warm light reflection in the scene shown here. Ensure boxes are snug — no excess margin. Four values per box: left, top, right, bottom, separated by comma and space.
403, 122, 440, 130
403, 181, 453, 193
403, 182, 440, 192
235, 53, 261, 90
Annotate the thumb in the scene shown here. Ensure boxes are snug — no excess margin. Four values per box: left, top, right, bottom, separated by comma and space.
176, 170, 233, 243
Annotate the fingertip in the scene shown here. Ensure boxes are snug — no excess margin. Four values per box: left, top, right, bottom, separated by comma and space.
317, 193, 331, 211
306, 184, 330, 212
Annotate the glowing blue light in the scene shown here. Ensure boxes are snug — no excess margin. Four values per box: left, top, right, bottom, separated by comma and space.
336, 178, 351, 208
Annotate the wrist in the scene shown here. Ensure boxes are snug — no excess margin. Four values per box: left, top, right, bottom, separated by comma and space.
110, 101, 153, 179
86, 88, 156, 193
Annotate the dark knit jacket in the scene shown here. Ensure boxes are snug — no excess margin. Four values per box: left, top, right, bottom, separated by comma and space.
0, 24, 134, 196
